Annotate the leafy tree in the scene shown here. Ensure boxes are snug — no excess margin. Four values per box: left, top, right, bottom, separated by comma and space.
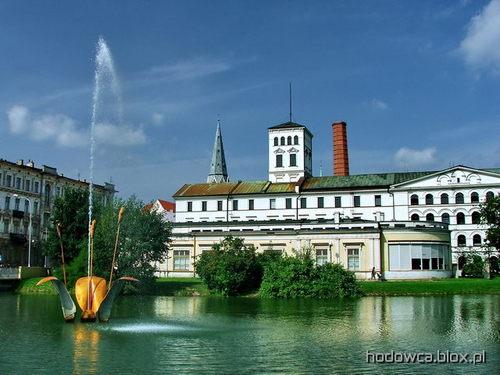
195, 236, 261, 296
259, 252, 363, 298
480, 194, 500, 251
92, 196, 171, 291
43, 188, 100, 267
461, 254, 485, 278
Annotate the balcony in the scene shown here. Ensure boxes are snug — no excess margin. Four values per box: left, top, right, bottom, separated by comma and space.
12, 210, 25, 219
9, 232, 27, 244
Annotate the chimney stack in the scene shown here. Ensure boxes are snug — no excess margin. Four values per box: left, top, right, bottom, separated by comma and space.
332, 121, 349, 176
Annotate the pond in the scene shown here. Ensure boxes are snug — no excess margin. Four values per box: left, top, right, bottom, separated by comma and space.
0, 294, 498, 374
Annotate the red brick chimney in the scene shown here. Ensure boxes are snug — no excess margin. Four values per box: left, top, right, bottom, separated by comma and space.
332, 121, 349, 176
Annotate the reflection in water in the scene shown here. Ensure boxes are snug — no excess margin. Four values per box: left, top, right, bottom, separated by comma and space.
73, 325, 100, 375
0, 293, 498, 374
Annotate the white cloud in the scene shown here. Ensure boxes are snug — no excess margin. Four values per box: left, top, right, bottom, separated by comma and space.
370, 98, 388, 110
459, 0, 500, 74
394, 147, 437, 167
6, 105, 147, 147
6, 105, 86, 147
95, 122, 147, 146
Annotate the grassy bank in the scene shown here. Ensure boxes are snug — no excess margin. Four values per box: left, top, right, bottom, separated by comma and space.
360, 277, 500, 296
15, 277, 57, 295
13, 276, 500, 297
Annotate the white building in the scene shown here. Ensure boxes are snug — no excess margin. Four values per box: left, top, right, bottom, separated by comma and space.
159, 121, 499, 279
146, 199, 175, 222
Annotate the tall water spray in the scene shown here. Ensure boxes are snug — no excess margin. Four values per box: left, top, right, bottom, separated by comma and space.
88, 37, 123, 276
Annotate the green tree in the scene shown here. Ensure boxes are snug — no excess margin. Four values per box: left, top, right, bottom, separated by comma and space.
480, 194, 500, 251
43, 188, 100, 268
461, 254, 485, 278
92, 196, 171, 291
195, 236, 261, 296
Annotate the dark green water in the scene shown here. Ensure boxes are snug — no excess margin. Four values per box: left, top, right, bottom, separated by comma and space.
0, 294, 498, 374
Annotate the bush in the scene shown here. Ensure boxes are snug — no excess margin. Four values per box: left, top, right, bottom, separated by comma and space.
259, 255, 363, 298
462, 255, 485, 278
195, 236, 261, 296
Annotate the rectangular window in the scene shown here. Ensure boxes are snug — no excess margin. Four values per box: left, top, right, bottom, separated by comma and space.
187, 201, 193, 212
25, 180, 31, 192
201, 201, 207, 211
276, 154, 283, 167
289, 154, 297, 167
217, 200, 223, 211
34, 202, 38, 215
6, 175, 12, 187
317, 197, 324, 208
34, 181, 39, 193
316, 248, 328, 266
233, 200, 238, 210
173, 250, 190, 270
24, 200, 29, 213
56, 187, 61, 197
300, 197, 307, 208
347, 248, 360, 270
375, 195, 381, 207
353, 195, 361, 207
249, 199, 254, 210
3, 219, 9, 233
335, 196, 341, 208
14, 198, 20, 211
285, 198, 292, 209
4, 196, 10, 210
16, 177, 21, 189
269, 198, 276, 210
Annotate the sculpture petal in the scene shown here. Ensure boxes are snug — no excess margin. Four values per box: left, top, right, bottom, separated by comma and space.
37, 276, 76, 322
98, 277, 138, 322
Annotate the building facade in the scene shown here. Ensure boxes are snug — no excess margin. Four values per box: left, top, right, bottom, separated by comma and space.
159, 121, 499, 279
0, 159, 115, 267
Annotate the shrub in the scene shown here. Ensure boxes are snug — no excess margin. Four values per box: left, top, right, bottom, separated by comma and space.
259, 255, 363, 298
195, 236, 261, 296
462, 255, 485, 278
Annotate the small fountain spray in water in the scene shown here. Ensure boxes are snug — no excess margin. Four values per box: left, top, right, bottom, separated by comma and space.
88, 37, 123, 278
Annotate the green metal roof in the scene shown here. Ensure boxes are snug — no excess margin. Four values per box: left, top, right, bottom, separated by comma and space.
173, 167, 500, 198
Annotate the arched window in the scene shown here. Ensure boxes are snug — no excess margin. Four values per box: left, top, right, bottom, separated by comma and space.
294, 135, 299, 145
456, 212, 465, 225
287, 136, 292, 145
411, 213, 420, 221
441, 213, 450, 223
455, 192, 464, 204
486, 191, 494, 202
410, 194, 419, 206
426, 213, 434, 221
473, 234, 481, 246
425, 194, 433, 205
471, 211, 481, 224
458, 256, 466, 270
280, 136, 285, 146
440, 193, 449, 204
470, 192, 479, 203
457, 235, 466, 246
273, 137, 278, 146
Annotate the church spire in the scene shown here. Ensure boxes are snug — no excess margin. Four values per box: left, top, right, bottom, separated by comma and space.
207, 119, 229, 183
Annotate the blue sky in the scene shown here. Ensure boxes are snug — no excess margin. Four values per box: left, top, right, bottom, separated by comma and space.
1, 0, 499, 201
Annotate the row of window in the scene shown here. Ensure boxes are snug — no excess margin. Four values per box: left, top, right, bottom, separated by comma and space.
1, 219, 38, 235
0, 172, 41, 193
275, 154, 297, 168
456, 234, 482, 247
389, 244, 448, 271
172, 247, 361, 271
2, 196, 39, 214
273, 135, 299, 146
410, 191, 495, 206
188, 195, 383, 212
410, 211, 480, 225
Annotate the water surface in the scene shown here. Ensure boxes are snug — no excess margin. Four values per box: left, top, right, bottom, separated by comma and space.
0, 294, 498, 374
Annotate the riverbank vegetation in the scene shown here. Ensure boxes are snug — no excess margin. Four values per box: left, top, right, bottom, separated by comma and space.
195, 236, 362, 298
43, 189, 170, 292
